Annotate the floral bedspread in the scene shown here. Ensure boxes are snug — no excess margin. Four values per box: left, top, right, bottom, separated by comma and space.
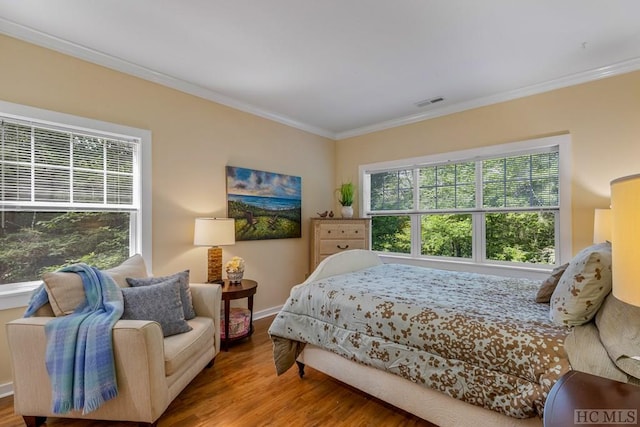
268, 263, 570, 418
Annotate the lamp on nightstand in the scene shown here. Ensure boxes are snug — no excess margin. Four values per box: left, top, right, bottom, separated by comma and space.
610, 174, 640, 307
194, 217, 235, 284
593, 208, 611, 243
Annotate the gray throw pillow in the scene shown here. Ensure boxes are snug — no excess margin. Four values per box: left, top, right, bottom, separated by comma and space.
126, 270, 196, 320
121, 279, 192, 337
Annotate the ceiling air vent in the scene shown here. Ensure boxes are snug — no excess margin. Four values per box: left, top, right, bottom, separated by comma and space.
415, 97, 445, 108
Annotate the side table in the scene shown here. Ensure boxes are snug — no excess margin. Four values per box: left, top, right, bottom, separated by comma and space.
544, 370, 640, 427
221, 279, 258, 351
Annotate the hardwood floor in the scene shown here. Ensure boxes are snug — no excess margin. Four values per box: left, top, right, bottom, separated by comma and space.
0, 316, 436, 427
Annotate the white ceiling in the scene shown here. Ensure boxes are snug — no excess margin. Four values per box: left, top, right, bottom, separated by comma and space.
1, 1, 640, 139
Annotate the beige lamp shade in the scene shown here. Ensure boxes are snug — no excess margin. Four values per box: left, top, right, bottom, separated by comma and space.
194, 218, 235, 283
194, 218, 236, 246
593, 208, 612, 244
610, 174, 640, 307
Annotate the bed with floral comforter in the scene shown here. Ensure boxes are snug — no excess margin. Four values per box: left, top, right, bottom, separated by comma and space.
269, 262, 570, 419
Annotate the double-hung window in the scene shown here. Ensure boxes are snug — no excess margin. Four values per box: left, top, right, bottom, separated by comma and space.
361, 135, 570, 272
0, 101, 151, 307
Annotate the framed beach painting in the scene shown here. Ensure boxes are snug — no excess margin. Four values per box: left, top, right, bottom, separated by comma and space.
226, 166, 302, 241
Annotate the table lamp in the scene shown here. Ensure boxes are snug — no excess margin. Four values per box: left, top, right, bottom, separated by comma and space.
593, 208, 611, 243
610, 174, 640, 307
194, 218, 235, 283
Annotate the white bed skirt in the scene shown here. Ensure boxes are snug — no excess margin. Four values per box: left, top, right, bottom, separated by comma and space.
298, 345, 542, 427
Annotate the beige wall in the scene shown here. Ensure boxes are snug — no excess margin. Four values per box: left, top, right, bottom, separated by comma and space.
2, 32, 639, 389
0, 34, 335, 385
338, 70, 640, 255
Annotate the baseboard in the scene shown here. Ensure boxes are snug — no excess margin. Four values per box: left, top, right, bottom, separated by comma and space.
0, 382, 13, 398
254, 305, 282, 320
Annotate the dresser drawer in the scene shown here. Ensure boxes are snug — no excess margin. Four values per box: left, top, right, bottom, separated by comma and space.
319, 239, 367, 255
318, 223, 366, 239
310, 218, 371, 273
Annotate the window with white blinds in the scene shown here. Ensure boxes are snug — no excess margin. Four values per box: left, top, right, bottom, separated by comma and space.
1, 117, 139, 210
0, 102, 150, 305
362, 135, 570, 272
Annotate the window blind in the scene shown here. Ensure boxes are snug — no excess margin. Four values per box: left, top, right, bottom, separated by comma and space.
0, 117, 139, 210
368, 146, 559, 214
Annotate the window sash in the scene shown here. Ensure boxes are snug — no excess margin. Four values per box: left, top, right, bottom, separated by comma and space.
1, 117, 139, 211
367, 147, 559, 215
362, 136, 570, 270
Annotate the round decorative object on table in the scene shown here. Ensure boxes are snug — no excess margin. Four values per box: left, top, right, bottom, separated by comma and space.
226, 269, 244, 283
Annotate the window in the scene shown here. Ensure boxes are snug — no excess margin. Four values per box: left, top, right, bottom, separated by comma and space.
0, 100, 151, 308
361, 135, 571, 272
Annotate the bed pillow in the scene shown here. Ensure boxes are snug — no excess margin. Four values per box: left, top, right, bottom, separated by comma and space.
126, 270, 196, 320
104, 254, 149, 287
550, 242, 612, 326
536, 263, 569, 303
42, 271, 84, 317
43, 254, 148, 316
121, 278, 192, 337
595, 293, 640, 380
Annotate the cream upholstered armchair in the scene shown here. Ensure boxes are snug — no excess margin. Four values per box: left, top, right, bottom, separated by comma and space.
6, 256, 222, 427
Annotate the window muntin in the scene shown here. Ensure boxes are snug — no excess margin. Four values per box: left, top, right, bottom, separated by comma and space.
364, 140, 564, 268
1, 118, 138, 209
483, 152, 559, 208
419, 162, 475, 210
370, 169, 413, 211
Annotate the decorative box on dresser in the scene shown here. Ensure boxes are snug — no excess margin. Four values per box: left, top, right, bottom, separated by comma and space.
310, 217, 371, 272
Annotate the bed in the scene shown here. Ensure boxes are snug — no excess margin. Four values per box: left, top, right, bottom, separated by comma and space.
269, 248, 639, 427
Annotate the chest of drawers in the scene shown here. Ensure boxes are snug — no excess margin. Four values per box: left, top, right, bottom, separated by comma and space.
309, 218, 371, 272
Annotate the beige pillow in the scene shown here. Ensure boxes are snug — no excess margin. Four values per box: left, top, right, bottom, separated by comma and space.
43, 254, 148, 316
550, 242, 612, 326
596, 293, 640, 379
104, 253, 149, 288
536, 262, 569, 303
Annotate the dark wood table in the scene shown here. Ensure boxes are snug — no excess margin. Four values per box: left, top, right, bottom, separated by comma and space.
544, 370, 640, 427
220, 279, 257, 351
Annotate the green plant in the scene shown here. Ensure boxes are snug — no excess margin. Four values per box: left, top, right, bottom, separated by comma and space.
338, 182, 354, 206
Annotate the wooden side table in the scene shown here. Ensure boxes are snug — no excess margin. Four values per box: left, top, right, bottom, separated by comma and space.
544, 370, 640, 427
221, 279, 258, 351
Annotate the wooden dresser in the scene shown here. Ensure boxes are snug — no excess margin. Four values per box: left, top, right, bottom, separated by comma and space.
309, 218, 371, 272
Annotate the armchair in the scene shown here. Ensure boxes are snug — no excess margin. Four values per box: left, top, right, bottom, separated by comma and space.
6, 282, 221, 427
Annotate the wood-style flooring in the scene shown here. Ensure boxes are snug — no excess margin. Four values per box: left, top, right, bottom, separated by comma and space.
0, 315, 436, 427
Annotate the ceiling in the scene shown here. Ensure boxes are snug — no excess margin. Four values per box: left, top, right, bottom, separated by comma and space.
1, 1, 640, 140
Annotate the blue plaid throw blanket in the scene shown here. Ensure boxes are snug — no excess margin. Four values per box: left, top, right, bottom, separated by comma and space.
24, 264, 124, 414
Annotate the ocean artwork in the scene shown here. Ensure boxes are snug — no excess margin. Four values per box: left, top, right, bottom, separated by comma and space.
226, 166, 302, 241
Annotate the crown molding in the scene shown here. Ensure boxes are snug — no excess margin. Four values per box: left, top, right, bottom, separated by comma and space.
335, 56, 640, 140
0, 17, 337, 139
2, 17, 639, 142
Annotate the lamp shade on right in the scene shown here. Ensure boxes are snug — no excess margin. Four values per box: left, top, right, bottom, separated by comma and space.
593, 208, 612, 244
610, 174, 640, 307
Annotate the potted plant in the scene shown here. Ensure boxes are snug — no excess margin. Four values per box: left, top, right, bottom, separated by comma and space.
338, 182, 355, 218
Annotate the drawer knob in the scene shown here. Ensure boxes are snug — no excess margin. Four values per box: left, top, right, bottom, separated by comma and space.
337, 244, 349, 250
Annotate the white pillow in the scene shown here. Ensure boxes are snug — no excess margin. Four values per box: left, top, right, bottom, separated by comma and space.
550, 242, 612, 326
